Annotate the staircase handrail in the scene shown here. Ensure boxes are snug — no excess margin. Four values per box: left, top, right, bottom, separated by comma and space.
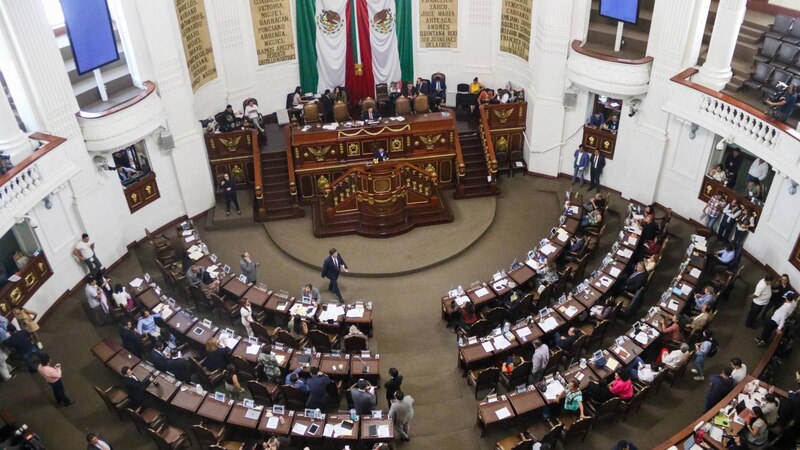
478, 105, 499, 178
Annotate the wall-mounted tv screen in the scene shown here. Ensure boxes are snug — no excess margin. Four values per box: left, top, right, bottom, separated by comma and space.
61, 0, 119, 75
599, 0, 640, 25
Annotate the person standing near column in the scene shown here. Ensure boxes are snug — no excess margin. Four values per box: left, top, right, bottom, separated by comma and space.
240, 252, 259, 284
388, 389, 414, 441
37, 354, 74, 407
321, 248, 348, 302
220, 173, 241, 216
572, 145, 589, 186
73, 233, 102, 275
588, 149, 605, 191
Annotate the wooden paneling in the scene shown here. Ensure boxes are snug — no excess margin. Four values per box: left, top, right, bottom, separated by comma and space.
582, 126, 617, 160
205, 129, 257, 189
0, 252, 52, 317
698, 175, 762, 228
125, 172, 160, 213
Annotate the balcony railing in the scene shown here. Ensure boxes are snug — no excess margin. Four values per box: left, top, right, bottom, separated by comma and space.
665, 68, 800, 182
566, 40, 654, 96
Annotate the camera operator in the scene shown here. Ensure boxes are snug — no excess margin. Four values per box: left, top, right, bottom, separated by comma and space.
766, 83, 797, 123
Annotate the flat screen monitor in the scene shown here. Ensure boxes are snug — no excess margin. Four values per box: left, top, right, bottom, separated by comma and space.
61, 0, 120, 74
599, 0, 640, 25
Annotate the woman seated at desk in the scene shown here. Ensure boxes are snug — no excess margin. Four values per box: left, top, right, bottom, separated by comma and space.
580, 209, 604, 229
452, 301, 477, 332
535, 261, 559, 289
585, 370, 633, 405
201, 268, 221, 298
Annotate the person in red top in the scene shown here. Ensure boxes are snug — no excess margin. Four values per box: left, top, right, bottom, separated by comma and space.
608, 371, 634, 400
455, 302, 478, 333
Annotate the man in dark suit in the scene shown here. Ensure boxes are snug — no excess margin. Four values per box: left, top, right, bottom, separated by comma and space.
415, 77, 429, 96
149, 342, 191, 382
320, 89, 334, 122
86, 432, 113, 450
373, 147, 388, 162
621, 262, 647, 295
362, 106, 381, 121
119, 320, 142, 358
431, 76, 446, 107
120, 365, 155, 408
321, 248, 348, 302
589, 149, 606, 191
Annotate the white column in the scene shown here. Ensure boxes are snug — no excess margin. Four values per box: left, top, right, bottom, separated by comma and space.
208, 0, 255, 105
526, 0, 574, 177
465, 0, 494, 83
0, 92, 33, 163
693, 0, 746, 91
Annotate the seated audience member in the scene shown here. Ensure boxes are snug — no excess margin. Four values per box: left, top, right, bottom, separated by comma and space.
334, 86, 348, 104
685, 305, 712, 341
730, 357, 747, 384
362, 106, 381, 121
662, 343, 691, 370
257, 353, 282, 383
112, 284, 136, 311
136, 310, 161, 337
430, 75, 446, 106
373, 147, 389, 162
714, 243, 736, 267
203, 337, 231, 371
629, 357, 662, 384
119, 320, 142, 358
120, 365, 155, 409
497, 89, 511, 104
345, 324, 365, 339
402, 82, 417, 100
619, 262, 647, 295
586, 370, 633, 405
708, 164, 727, 184
535, 261, 559, 288
766, 82, 797, 123
580, 209, 603, 228
643, 253, 659, 272
477, 88, 492, 106
291, 86, 302, 107
590, 298, 616, 321
691, 286, 716, 311
604, 115, 620, 133
244, 99, 264, 133
638, 214, 660, 243
501, 355, 524, 374
300, 284, 321, 303
584, 192, 606, 212
116, 166, 138, 183
159, 325, 181, 355
552, 327, 583, 351
587, 110, 605, 128
350, 379, 377, 415
201, 267, 221, 298
414, 77, 428, 96
149, 341, 191, 382
453, 301, 478, 332
761, 393, 780, 426
288, 314, 313, 338
186, 265, 203, 288
658, 314, 683, 343
745, 406, 769, 446
566, 233, 586, 255
643, 236, 663, 258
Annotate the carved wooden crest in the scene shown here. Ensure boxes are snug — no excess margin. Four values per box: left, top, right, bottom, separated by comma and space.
493, 108, 514, 124
218, 136, 242, 151
306, 145, 331, 161
419, 134, 441, 150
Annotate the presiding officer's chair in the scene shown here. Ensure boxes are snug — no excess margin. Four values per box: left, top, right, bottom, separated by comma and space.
303, 102, 321, 124
395, 96, 411, 116
333, 100, 350, 122
414, 94, 431, 114
361, 97, 377, 117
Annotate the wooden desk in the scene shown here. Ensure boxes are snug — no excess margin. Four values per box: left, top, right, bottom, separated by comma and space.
128, 278, 150, 297
231, 340, 264, 364
258, 410, 294, 436
222, 277, 251, 300
324, 414, 359, 441
467, 285, 496, 309
512, 321, 541, 346
137, 288, 162, 310
601, 260, 626, 279
589, 272, 617, 295
507, 387, 546, 416
291, 414, 326, 439
627, 323, 661, 350
186, 321, 220, 347
227, 403, 263, 429
265, 292, 294, 323
478, 396, 515, 435
539, 238, 565, 264
613, 246, 635, 265
167, 310, 198, 336
288, 352, 321, 374
658, 294, 686, 315
318, 353, 350, 378
459, 341, 494, 370
508, 264, 536, 287
152, 302, 178, 322
343, 304, 373, 336
91, 338, 122, 363
242, 285, 271, 308
608, 336, 642, 366
532, 308, 567, 335
690, 253, 707, 270
555, 297, 586, 321
673, 281, 696, 301
620, 232, 640, 250
171, 387, 206, 413
587, 350, 617, 380
574, 286, 603, 308
681, 265, 704, 287
563, 217, 581, 234
267, 347, 294, 370
197, 395, 234, 423
351, 354, 380, 385
561, 362, 598, 391
148, 373, 181, 402
359, 417, 394, 442
107, 349, 140, 375
489, 276, 516, 297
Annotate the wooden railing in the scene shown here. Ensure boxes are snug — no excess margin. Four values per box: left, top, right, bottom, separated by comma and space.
284, 126, 299, 202
75, 81, 156, 119
570, 39, 654, 65
448, 108, 466, 196
252, 129, 266, 220
478, 105, 499, 181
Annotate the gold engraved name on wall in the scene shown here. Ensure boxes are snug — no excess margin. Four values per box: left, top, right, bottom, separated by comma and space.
419, 134, 442, 150
493, 108, 514, 124
305, 145, 331, 161
218, 136, 242, 152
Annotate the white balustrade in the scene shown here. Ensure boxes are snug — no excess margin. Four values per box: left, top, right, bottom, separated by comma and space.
698, 96, 779, 148
0, 164, 42, 214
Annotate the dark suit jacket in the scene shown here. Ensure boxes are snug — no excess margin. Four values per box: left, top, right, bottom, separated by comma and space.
402, 85, 417, 97
416, 81, 430, 96
590, 154, 606, 173
120, 374, 152, 407
149, 350, 191, 381
623, 271, 647, 293
431, 80, 447, 96
203, 348, 231, 372
87, 442, 113, 450
119, 327, 141, 358
640, 222, 660, 243
362, 110, 381, 121
321, 254, 347, 280
373, 149, 388, 161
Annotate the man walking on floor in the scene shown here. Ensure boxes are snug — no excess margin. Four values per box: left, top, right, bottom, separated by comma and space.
321, 248, 348, 302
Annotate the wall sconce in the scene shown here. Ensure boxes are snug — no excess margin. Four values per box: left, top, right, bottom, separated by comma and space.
688, 123, 699, 140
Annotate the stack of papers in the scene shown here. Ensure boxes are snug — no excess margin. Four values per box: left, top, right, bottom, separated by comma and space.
495, 407, 512, 420
319, 305, 345, 322
516, 327, 532, 338
538, 317, 559, 332
481, 341, 494, 352
474, 287, 491, 297
129, 278, 144, 288
189, 251, 204, 261
346, 307, 365, 318
540, 244, 557, 255
609, 267, 622, 278
689, 268, 702, 278
563, 305, 579, 318
377, 425, 391, 437
667, 299, 679, 311
265, 417, 280, 429
634, 332, 650, 346
616, 248, 633, 258
627, 236, 638, 246
543, 381, 565, 400
526, 259, 543, 271
493, 336, 511, 350
454, 296, 470, 307
246, 344, 261, 355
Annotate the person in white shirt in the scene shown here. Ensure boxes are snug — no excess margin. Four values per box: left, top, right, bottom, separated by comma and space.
630, 356, 661, 384
730, 357, 747, 384
244, 99, 264, 133
663, 343, 690, 370
747, 157, 769, 183
746, 274, 774, 328
73, 233, 102, 274
240, 298, 255, 337
111, 284, 134, 311
756, 293, 796, 346
86, 432, 112, 450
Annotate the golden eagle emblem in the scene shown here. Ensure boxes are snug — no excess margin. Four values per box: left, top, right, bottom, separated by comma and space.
218, 136, 242, 152
317, 10, 343, 35
419, 134, 441, 150
493, 108, 514, 124
307, 145, 331, 162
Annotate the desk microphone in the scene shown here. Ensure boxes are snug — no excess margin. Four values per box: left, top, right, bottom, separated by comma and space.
356, 356, 369, 373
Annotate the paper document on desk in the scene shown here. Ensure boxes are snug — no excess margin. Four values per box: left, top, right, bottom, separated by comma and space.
454, 296, 470, 307
525, 259, 543, 271
265, 417, 279, 429
319, 306, 345, 322
346, 308, 364, 318
322, 124, 338, 130
538, 317, 559, 332
564, 305, 579, 318
245, 409, 261, 420
493, 280, 508, 291
541, 244, 557, 255
221, 337, 238, 349
129, 278, 144, 288
709, 426, 723, 442
481, 341, 494, 352
634, 332, 649, 346
609, 267, 621, 278
668, 299, 679, 311
616, 248, 633, 258
187, 245, 199, 254
493, 336, 511, 350
690, 268, 701, 278
556, 230, 569, 242
495, 407, 512, 420
606, 358, 620, 371
246, 344, 261, 355
323, 424, 335, 437
181, 230, 193, 236
474, 287, 490, 297
184, 235, 196, 243
292, 423, 308, 435
189, 251, 204, 261
599, 276, 613, 287
377, 425, 391, 437
516, 327, 532, 338
544, 381, 565, 400
627, 236, 638, 246
680, 284, 692, 295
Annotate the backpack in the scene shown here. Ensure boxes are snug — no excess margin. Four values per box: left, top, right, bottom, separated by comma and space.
706, 337, 719, 357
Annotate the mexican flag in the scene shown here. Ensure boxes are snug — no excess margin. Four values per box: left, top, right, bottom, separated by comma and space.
297, 0, 414, 102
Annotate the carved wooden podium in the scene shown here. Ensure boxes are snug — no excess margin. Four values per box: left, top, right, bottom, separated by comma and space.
311, 161, 453, 237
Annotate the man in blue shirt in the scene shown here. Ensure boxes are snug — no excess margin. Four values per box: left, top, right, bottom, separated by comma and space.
136, 310, 161, 336
572, 145, 590, 186
692, 286, 716, 311
767, 83, 797, 123
284, 366, 309, 393
715, 243, 736, 267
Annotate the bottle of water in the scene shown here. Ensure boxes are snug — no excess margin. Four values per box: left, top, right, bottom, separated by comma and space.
350, 408, 357, 421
